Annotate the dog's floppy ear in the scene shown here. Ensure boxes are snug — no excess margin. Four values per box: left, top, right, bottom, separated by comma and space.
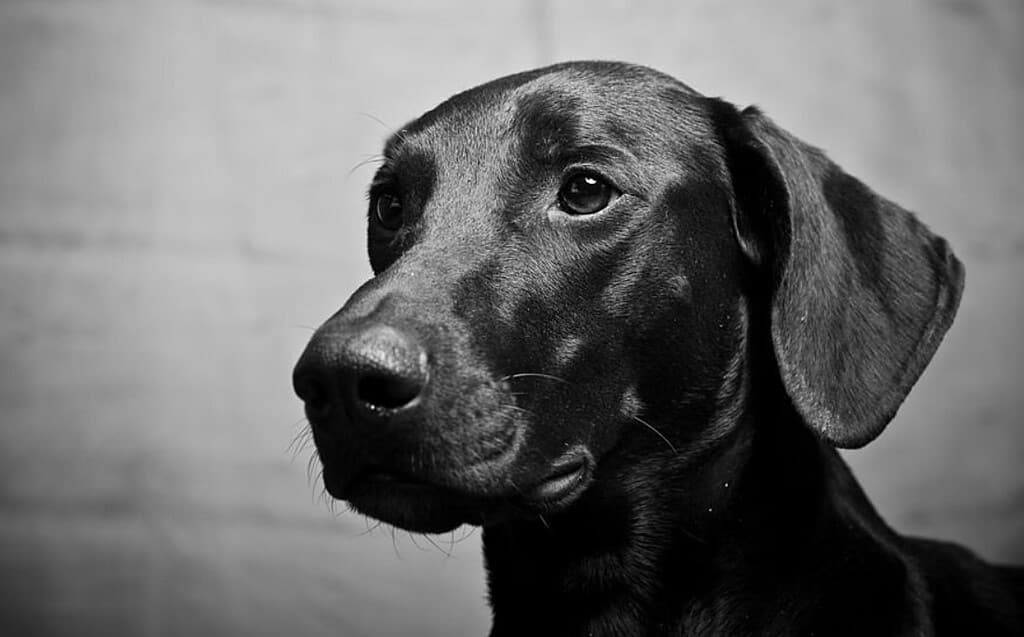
714, 103, 964, 448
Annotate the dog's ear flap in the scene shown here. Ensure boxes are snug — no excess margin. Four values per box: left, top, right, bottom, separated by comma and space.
714, 103, 964, 448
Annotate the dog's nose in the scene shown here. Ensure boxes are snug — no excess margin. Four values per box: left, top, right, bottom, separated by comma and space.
293, 324, 429, 424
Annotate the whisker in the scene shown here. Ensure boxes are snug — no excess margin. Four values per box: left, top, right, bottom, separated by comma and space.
347, 154, 385, 178
503, 404, 536, 417
357, 518, 383, 537
503, 372, 571, 384
390, 527, 402, 559
422, 533, 452, 558
631, 415, 677, 453
306, 452, 321, 485
677, 523, 708, 545
454, 525, 478, 543
312, 470, 327, 507
326, 494, 338, 517
537, 514, 550, 529
287, 427, 313, 461
358, 112, 392, 131
408, 532, 426, 552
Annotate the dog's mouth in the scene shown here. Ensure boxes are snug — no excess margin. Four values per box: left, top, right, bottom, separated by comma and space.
326, 465, 482, 533
321, 448, 594, 533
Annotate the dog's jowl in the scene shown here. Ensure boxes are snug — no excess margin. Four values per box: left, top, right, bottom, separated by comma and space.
293, 62, 1023, 636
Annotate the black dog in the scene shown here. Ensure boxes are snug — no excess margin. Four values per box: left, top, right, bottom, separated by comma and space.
293, 62, 1023, 636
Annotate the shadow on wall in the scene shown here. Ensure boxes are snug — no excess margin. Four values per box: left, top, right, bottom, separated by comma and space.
0, 1, 1021, 636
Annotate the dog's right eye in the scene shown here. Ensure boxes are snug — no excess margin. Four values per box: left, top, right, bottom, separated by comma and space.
374, 192, 403, 231
557, 173, 618, 216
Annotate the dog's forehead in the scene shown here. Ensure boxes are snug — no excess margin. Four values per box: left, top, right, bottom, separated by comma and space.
383, 62, 716, 167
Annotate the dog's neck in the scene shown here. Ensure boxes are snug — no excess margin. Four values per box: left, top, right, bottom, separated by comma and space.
482, 394, 901, 636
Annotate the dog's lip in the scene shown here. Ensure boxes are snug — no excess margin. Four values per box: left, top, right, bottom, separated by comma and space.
328, 466, 474, 533
342, 466, 434, 494
523, 448, 593, 508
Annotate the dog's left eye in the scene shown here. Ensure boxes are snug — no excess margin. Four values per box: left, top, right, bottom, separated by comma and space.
373, 192, 404, 231
558, 173, 618, 215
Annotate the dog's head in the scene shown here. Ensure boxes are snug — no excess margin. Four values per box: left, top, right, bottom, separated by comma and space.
293, 62, 963, 533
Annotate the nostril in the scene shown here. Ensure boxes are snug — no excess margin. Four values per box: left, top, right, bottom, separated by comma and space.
294, 375, 332, 418
356, 372, 424, 411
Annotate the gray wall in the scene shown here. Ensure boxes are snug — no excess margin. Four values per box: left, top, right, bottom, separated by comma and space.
0, 1, 1021, 635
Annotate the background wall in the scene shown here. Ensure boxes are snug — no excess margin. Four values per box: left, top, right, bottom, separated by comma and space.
0, 1, 1021, 635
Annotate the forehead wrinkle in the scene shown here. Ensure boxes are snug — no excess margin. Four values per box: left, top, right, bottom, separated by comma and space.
506, 82, 703, 195
383, 95, 516, 197
406, 124, 519, 252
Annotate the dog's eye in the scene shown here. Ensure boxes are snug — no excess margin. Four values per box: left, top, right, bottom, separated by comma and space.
374, 192, 403, 231
558, 173, 616, 215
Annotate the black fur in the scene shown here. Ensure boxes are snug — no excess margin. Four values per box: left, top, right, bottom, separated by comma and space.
293, 61, 1023, 636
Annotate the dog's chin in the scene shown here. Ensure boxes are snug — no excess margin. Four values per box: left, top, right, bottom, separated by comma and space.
325, 468, 477, 534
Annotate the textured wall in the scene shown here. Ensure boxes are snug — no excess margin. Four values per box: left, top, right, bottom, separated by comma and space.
0, 1, 1021, 635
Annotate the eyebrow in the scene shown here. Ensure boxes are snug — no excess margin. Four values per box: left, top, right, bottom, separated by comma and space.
368, 165, 394, 193
556, 143, 636, 166
382, 129, 412, 159
368, 132, 409, 189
